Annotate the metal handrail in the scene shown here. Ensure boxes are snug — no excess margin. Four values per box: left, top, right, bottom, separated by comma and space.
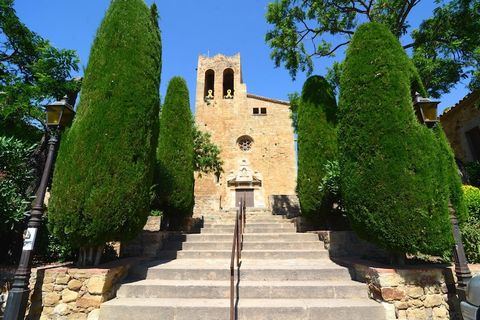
230, 198, 246, 320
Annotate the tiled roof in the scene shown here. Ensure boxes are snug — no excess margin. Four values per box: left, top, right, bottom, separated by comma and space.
440, 89, 480, 118
247, 93, 290, 106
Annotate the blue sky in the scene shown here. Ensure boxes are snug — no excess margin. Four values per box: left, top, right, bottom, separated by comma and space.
14, 0, 470, 114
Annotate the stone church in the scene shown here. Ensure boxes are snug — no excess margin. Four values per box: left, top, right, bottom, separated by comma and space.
193, 54, 297, 215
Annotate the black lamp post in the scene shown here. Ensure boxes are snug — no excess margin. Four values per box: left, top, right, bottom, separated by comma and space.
413, 94, 472, 300
4, 98, 75, 320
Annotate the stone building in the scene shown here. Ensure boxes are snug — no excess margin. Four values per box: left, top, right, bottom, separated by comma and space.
440, 89, 480, 163
193, 54, 297, 215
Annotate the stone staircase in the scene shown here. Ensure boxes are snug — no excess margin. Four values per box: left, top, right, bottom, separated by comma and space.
99, 210, 386, 320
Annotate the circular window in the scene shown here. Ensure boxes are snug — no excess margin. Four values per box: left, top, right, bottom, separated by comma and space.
237, 135, 253, 152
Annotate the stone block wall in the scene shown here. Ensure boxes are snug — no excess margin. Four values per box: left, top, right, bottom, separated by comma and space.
305, 230, 388, 261
193, 195, 220, 218
269, 195, 300, 218
337, 259, 468, 320
25, 259, 135, 320
440, 90, 480, 163
120, 216, 169, 258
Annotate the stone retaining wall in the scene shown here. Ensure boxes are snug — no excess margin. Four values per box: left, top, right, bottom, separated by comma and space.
269, 195, 300, 217
312, 230, 388, 260
337, 259, 480, 320
25, 259, 137, 320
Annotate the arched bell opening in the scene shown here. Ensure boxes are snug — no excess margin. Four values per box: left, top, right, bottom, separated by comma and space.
204, 69, 215, 99
223, 68, 234, 99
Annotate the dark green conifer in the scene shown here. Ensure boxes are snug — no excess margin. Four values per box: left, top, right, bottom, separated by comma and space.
48, 0, 161, 264
156, 77, 194, 227
338, 22, 460, 256
297, 75, 337, 219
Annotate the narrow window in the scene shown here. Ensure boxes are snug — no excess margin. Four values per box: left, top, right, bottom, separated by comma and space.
253, 108, 259, 115
223, 68, 234, 99
204, 69, 215, 99
260, 107, 267, 115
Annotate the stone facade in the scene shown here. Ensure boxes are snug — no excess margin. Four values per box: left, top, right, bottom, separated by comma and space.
193, 54, 297, 215
440, 90, 480, 163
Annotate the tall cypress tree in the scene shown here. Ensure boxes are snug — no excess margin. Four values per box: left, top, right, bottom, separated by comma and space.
338, 22, 460, 257
48, 0, 161, 265
156, 77, 194, 227
297, 75, 337, 220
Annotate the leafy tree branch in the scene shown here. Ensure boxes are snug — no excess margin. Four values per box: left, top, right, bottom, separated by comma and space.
265, 0, 480, 97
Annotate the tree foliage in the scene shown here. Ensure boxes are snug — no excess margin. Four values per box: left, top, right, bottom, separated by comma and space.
287, 92, 300, 133
265, 0, 480, 97
48, 0, 161, 265
156, 77, 194, 226
297, 76, 337, 219
0, 136, 35, 263
193, 124, 223, 177
338, 22, 461, 256
411, 0, 480, 95
0, 0, 79, 134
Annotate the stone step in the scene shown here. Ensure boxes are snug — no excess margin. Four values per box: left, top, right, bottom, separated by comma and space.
203, 213, 282, 219
143, 260, 351, 281
168, 249, 327, 260
203, 222, 294, 228
186, 233, 319, 242
100, 298, 385, 320
182, 241, 323, 250
201, 227, 296, 234
203, 219, 291, 224
117, 279, 368, 299
203, 214, 287, 220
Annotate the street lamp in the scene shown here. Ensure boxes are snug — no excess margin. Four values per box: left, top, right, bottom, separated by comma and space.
4, 97, 75, 320
414, 94, 472, 300
413, 92, 440, 128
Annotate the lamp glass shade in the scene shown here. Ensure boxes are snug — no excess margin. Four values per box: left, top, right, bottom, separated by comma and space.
46, 100, 75, 128
420, 102, 439, 121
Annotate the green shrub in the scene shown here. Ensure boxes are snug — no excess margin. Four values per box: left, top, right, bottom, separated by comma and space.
297, 75, 337, 220
338, 22, 457, 256
48, 0, 161, 265
0, 136, 35, 263
461, 185, 480, 263
150, 209, 163, 217
155, 77, 194, 227
461, 217, 480, 263
463, 185, 480, 218
466, 161, 480, 187
193, 124, 223, 177
0, 136, 35, 229
318, 160, 343, 211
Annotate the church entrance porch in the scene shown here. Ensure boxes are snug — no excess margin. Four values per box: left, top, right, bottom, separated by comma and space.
235, 188, 254, 207
227, 159, 265, 209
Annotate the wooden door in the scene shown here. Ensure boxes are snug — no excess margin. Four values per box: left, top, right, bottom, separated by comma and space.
235, 189, 254, 207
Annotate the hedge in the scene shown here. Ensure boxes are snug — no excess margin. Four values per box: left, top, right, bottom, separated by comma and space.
155, 77, 194, 227
297, 75, 337, 219
48, 0, 161, 259
338, 22, 461, 256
